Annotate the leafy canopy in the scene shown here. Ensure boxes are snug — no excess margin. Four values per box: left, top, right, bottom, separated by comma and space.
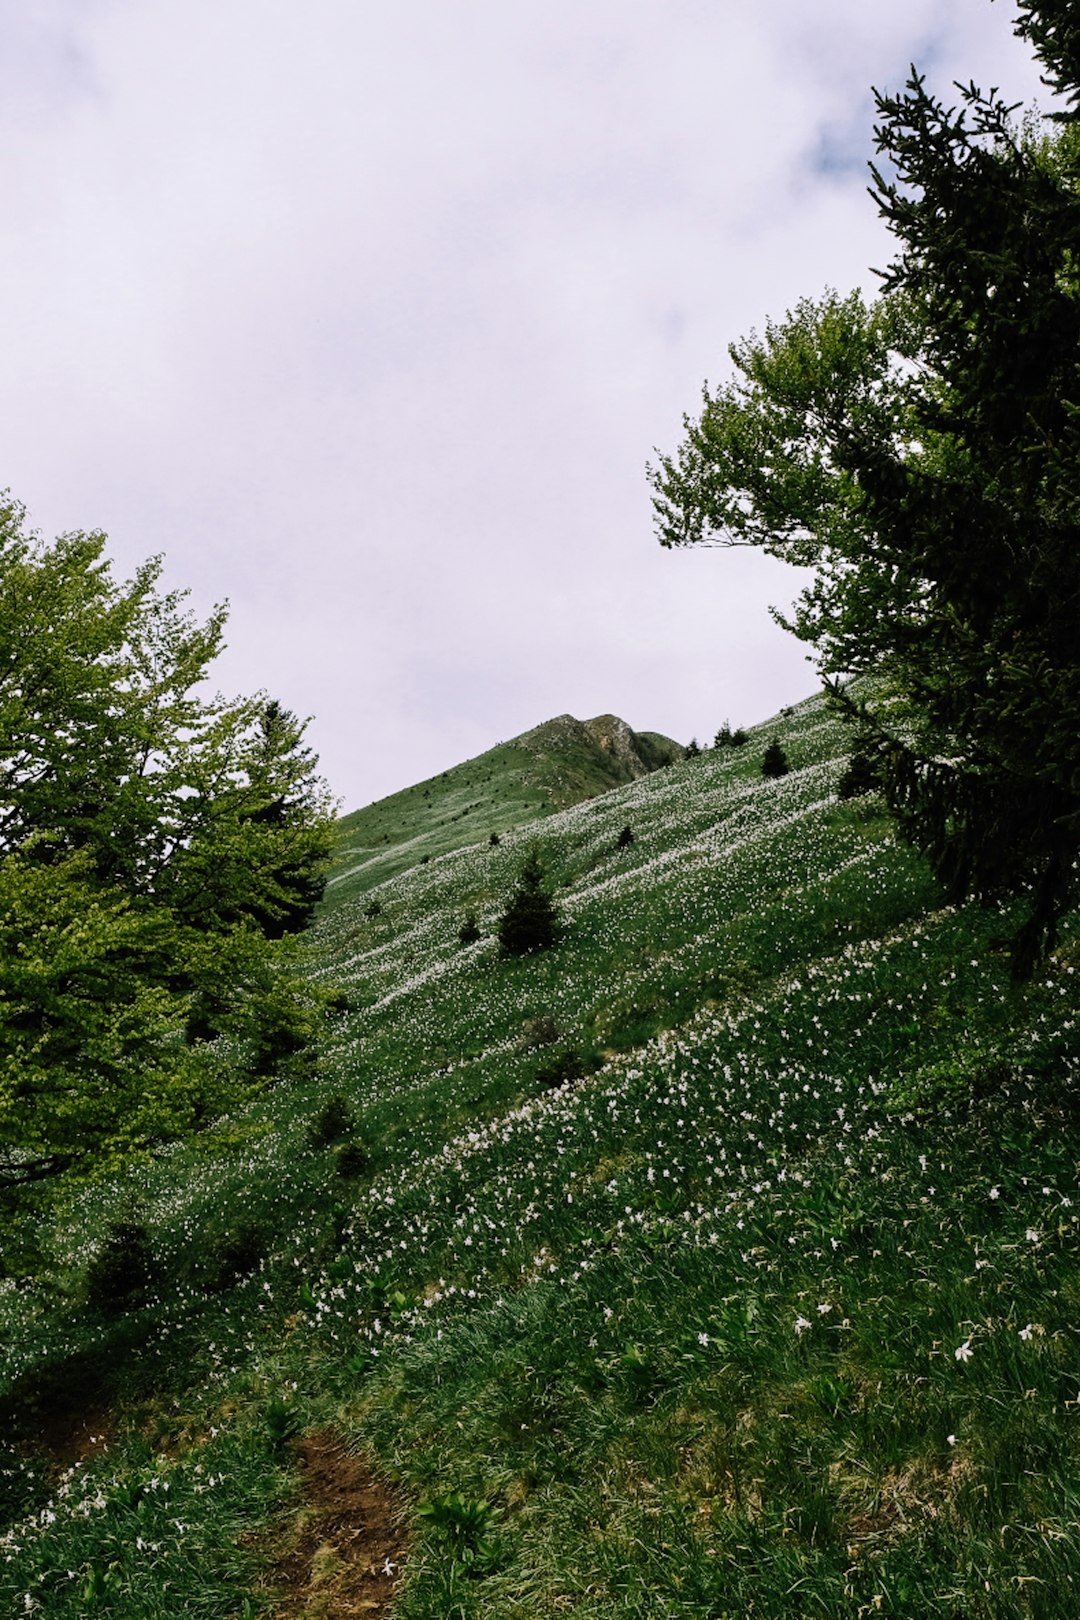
650, 3, 1080, 973
0, 497, 335, 1213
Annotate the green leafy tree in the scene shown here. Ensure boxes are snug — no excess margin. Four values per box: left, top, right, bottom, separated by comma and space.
649, 3, 1080, 973
0, 497, 336, 1218
497, 850, 560, 956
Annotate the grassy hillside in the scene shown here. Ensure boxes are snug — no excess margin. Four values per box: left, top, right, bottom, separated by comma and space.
2, 692, 1079, 1618
328, 712, 682, 908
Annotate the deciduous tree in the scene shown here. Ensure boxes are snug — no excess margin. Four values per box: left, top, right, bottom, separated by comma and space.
0, 498, 335, 1215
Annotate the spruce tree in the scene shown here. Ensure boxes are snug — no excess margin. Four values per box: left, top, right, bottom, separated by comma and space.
497, 850, 560, 956
762, 738, 789, 779
651, 1, 1080, 972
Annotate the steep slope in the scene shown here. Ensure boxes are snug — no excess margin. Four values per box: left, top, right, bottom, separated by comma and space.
327, 711, 682, 908
2, 691, 1078, 1619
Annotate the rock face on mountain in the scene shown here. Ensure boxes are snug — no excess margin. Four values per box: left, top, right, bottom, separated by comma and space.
518, 713, 682, 796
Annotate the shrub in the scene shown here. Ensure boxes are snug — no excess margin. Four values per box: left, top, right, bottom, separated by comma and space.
489, 832, 500, 847
616, 825, 635, 850
333, 1139, 370, 1179
85, 1219, 155, 1313
535, 1048, 589, 1090
307, 1094, 356, 1149
685, 737, 702, 758
363, 898, 383, 919
520, 1014, 561, 1049
714, 720, 733, 748
762, 737, 790, 778
458, 912, 482, 945
206, 1220, 266, 1288
497, 851, 560, 956
838, 736, 882, 799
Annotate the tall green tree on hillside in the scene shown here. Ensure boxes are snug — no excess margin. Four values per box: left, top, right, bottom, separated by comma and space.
0, 498, 335, 1216
498, 850, 561, 956
649, 1, 1080, 974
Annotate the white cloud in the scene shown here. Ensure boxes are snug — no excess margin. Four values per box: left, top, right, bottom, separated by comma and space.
0, 0, 1052, 804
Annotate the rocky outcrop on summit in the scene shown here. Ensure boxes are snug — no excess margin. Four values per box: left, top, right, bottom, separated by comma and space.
582, 714, 681, 781
519, 713, 682, 799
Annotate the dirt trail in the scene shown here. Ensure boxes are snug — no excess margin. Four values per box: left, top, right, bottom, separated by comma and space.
271, 1429, 407, 1618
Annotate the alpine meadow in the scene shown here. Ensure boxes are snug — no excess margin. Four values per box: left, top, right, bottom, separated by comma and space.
3, 3, 1080, 1618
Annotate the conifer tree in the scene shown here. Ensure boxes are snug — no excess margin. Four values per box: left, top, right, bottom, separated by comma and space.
650, 1, 1080, 972
761, 738, 789, 779
497, 850, 560, 956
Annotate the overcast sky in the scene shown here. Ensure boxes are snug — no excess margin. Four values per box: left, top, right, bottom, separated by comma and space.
0, 1, 1051, 809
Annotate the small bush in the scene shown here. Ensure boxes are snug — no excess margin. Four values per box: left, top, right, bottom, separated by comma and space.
333, 1140, 370, 1179
521, 1014, 561, 1049
685, 737, 702, 758
535, 1048, 589, 1091
206, 1220, 266, 1288
497, 851, 560, 956
762, 737, 790, 778
616, 825, 635, 850
489, 832, 500, 847
458, 912, 482, 945
307, 1094, 356, 1149
363, 898, 383, 919
85, 1219, 155, 1313
838, 736, 882, 799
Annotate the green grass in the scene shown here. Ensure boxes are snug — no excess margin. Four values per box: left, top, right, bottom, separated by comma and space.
1, 691, 1078, 1617
327, 711, 681, 908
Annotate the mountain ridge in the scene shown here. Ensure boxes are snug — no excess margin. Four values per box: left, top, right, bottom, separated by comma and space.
327, 709, 683, 906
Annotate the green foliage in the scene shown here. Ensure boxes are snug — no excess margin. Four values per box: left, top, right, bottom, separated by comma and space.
837, 735, 883, 800
457, 911, 482, 945
616, 824, 635, 849
761, 737, 790, 778
416, 1492, 500, 1569
332, 1139, 370, 1179
84, 1219, 155, 1314
685, 736, 701, 758
0, 498, 337, 1221
649, 21, 1080, 972
264, 1398, 300, 1456
497, 850, 561, 956
306, 1094, 356, 1150
534, 1047, 590, 1091
715, 722, 748, 749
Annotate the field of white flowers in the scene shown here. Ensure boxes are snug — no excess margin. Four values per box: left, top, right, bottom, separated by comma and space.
1, 690, 1078, 1617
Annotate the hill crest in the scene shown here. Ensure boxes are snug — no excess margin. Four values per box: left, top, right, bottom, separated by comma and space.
327, 710, 683, 905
